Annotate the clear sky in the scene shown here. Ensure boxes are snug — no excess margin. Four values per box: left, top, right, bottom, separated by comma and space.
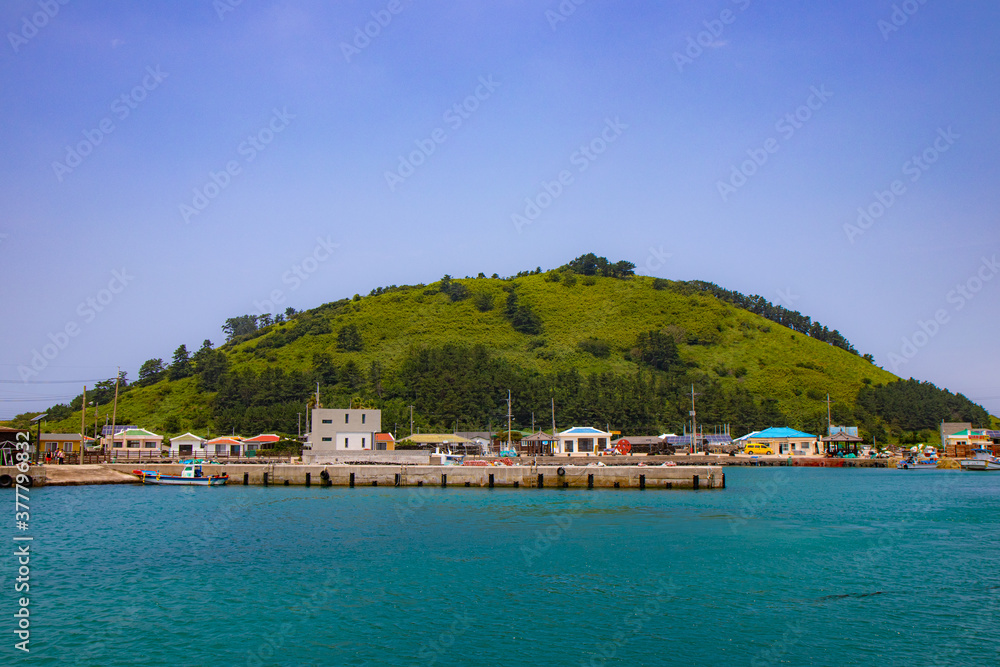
1, 0, 998, 419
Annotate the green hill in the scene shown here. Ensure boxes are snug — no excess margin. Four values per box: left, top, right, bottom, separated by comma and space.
9, 257, 995, 444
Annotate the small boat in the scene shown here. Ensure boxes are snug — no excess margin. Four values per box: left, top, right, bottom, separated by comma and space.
132, 465, 229, 486
959, 448, 1000, 471
896, 447, 938, 470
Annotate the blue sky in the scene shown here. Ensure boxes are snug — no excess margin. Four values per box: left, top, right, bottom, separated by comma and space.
1, 0, 998, 418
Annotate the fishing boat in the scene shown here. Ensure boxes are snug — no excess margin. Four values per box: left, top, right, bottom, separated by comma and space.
132, 465, 229, 486
959, 448, 1000, 471
896, 446, 938, 470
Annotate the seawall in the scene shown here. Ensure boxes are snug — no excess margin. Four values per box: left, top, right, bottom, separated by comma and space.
107, 463, 724, 489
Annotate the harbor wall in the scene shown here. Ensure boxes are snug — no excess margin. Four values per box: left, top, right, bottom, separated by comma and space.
106, 463, 724, 489
0, 465, 45, 487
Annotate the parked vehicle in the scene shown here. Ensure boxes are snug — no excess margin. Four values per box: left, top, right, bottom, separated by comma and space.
744, 444, 773, 455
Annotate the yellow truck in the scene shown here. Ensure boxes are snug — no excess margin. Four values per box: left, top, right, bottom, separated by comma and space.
744, 443, 774, 455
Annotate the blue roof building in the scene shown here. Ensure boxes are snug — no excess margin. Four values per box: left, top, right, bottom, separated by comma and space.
738, 427, 820, 456
555, 426, 612, 455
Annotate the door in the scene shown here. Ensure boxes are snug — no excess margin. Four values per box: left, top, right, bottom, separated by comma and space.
231, 445, 241, 456
180, 445, 193, 456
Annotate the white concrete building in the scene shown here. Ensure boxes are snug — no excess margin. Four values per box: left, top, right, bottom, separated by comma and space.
169, 432, 207, 457
553, 426, 612, 456
306, 408, 381, 455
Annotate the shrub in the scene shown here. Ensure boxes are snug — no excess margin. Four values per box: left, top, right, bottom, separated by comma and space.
652, 278, 668, 290
562, 273, 577, 287
473, 292, 494, 312
577, 338, 610, 358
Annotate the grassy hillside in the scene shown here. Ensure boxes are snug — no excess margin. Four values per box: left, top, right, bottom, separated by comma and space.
12, 268, 994, 443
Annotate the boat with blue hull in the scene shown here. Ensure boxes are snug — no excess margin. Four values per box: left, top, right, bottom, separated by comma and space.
132, 465, 229, 486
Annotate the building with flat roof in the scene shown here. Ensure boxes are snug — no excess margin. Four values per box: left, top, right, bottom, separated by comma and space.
305, 409, 381, 459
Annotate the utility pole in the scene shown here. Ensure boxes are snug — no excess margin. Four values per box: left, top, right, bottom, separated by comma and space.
409, 405, 414, 437
109, 366, 120, 462
507, 390, 512, 452
551, 397, 556, 456
826, 393, 832, 435
690, 384, 698, 455
297, 413, 301, 438
315, 382, 321, 410
80, 385, 86, 465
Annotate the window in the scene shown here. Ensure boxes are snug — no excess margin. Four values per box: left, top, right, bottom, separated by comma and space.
578, 438, 594, 452
344, 437, 349, 448
362, 414, 366, 424
144, 441, 156, 448
127, 440, 140, 449
322, 419, 332, 424
345, 414, 349, 424
322, 437, 332, 442
362, 437, 366, 447
598, 438, 607, 448
565, 440, 574, 453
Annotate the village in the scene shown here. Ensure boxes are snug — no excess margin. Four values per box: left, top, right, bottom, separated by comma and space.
4, 408, 997, 468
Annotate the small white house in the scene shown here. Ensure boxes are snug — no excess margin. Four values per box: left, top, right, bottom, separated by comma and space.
554, 427, 612, 456
169, 432, 206, 457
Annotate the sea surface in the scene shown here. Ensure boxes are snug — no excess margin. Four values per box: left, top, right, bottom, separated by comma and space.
7, 467, 1000, 666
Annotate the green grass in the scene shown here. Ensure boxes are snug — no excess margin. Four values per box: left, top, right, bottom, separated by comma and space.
31, 273, 902, 437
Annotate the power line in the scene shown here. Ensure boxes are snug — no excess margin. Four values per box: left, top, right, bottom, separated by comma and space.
0, 379, 109, 384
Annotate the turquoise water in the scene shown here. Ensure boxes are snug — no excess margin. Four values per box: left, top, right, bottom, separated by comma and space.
8, 468, 1000, 665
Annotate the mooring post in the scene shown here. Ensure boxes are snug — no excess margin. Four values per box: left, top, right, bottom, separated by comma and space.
722, 472, 726, 489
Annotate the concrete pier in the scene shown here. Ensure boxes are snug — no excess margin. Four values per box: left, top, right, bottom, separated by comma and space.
105, 463, 724, 489
0, 465, 46, 487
